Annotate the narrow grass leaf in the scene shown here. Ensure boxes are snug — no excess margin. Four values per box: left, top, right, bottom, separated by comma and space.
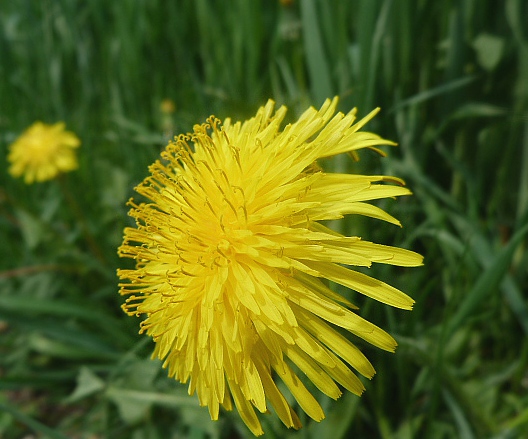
0, 401, 71, 439
306, 391, 360, 439
443, 390, 476, 439
390, 76, 476, 112
450, 211, 528, 335
300, 0, 333, 104
0, 296, 134, 346
450, 102, 508, 119
504, 404, 528, 431
445, 221, 528, 338
517, 122, 528, 224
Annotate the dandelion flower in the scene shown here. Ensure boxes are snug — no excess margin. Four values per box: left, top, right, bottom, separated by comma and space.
160, 98, 176, 115
160, 99, 176, 137
7, 122, 80, 184
118, 98, 423, 436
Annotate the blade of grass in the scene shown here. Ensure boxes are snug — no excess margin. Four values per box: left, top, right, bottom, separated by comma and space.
0, 296, 135, 346
517, 121, 528, 224
445, 220, 528, 339
306, 392, 361, 439
300, 0, 333, 104
105, 387, 201, 409
390, 76, 476, 113
0, 310, 123, 359
362, 0, 392, 111
0, 401, 71, 439
504, 405, 528, 432
443, 390, 476, 439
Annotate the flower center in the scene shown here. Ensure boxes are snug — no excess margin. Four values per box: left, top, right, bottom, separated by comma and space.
27, 134, 59, 163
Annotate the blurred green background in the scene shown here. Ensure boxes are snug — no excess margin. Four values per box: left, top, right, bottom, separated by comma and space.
1, 0, 527, 438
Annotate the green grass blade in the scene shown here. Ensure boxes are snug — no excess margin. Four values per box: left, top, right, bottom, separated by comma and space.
300, 0, 333, 104
442, 390, 476, 439
0, 401, 71, 439
390, 76, 476, 112
517, 122, 528, 224
0, 296, 135, 347
445, 221, 528, 338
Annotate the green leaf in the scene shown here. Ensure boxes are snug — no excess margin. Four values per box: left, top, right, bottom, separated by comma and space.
28, 333, 118, 360
15, 209, 48, 249
305, 391, 360, 439
450, 102, 507, 119
65, 367, 106, 403
105, 387, 200, 425
300, 0, 333, 104
0, 295, 135, 347
390, 76, 476, 112
443, 390, 476, 439
472, 33, 505, 71
106, 386, 152, 425
0, 401, 70, 439
445, 221, 528, 338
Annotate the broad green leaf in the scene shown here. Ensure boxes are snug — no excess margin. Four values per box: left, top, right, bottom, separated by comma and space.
472, 33, 505, 71
65, 367, 106, 403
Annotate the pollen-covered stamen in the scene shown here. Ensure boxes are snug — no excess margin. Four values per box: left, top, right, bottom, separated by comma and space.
172, 129, 249, 236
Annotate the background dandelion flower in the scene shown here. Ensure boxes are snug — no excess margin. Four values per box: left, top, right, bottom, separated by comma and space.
7, 121, 80, 184
118, 97, 423, 436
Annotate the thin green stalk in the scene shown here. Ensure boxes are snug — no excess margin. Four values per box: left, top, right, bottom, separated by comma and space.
58, 175, 107, 265
0, 263, 78, 279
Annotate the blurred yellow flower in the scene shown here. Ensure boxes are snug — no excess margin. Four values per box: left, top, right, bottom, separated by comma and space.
160, 98, 176, 114
7, 122, 80, 184
118, 98, 423, 435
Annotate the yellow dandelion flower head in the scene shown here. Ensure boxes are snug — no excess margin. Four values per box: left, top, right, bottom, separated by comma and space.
7, 121, 81, 184
160, 98, 176, 115
118, 98, 423, 436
